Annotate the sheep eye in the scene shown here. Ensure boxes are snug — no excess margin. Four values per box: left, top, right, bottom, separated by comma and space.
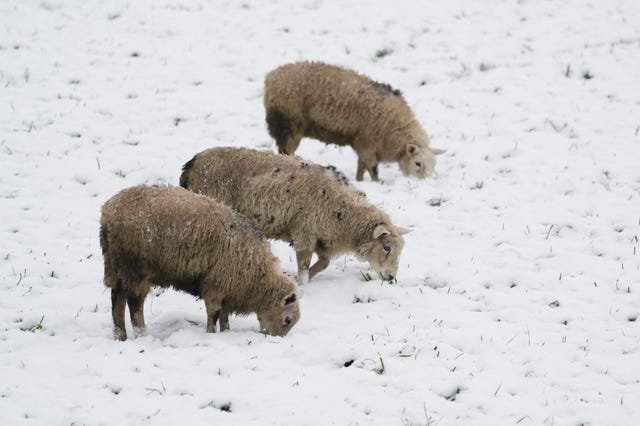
415, 161, 422, 168
383, 243, 391, 253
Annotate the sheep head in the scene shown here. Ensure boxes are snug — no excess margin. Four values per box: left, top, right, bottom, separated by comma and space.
358, 224, 411, 281
257, 287, 301, 336
399, 143, 445, 179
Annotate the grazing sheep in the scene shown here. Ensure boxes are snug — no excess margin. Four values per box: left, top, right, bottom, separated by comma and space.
264, 61, 445, 181
99, 184, 300, 341
180, 147, 410, 284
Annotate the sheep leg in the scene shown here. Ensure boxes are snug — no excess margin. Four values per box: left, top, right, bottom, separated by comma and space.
268, 108, 303, 154
295, 249, 313, 285
369, 164, 379, 181
363, 158, 379, 181
356, 158, 366, 181
356, 151, 379, 181
219, 300, 230, 332
127, 280, 150, 338
309, 251, 331, 281
110, 281, 127, 341
203, 295, 223, 333
282, 130, 303, 155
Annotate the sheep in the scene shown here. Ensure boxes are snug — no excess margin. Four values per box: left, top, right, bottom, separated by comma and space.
180, 147, 410, 284
99, 184, 300, 341
263, 61, 445, 181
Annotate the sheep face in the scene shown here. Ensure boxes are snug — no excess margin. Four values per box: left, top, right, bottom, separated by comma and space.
257, 291, 301, 336
358, 224, 408, 281
399, 144, 437, 179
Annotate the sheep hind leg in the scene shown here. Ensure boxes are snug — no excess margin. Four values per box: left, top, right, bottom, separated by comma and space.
267, 108, 302, 154
110, 281, 127, 341
219, 300, 230, 332
127, 279, 150, 338
284, 132, 303, 155
356, 158, 366, 181
369, 164, 379, 181
203, 294, 223, 333
279, 126, 303, 155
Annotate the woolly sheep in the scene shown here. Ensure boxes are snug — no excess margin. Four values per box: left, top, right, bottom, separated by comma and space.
99, 184, 300, 340
180, 147, 410, 284
264, 61, 445, 181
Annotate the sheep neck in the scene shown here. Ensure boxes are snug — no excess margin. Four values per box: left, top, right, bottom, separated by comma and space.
340, 201, 389, 249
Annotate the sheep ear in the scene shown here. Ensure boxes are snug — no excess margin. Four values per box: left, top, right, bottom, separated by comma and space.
282, 293, 297, 306
431, 148, 446, 155
373, 224, 390, 239
406, 144, 419, 155
397, 226, 413, 235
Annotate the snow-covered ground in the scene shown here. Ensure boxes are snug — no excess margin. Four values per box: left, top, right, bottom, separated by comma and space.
1, 0, 639, 424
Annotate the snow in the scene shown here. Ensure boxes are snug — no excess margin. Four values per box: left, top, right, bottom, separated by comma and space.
1, 0, 639, 424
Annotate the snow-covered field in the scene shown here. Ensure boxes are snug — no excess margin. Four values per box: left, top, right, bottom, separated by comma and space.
1, 0, 639, 424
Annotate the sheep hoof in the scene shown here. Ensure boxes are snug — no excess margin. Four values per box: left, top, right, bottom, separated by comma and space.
132, 326, 147, 338
298, 270, 309, 286
113, 327, 127, 341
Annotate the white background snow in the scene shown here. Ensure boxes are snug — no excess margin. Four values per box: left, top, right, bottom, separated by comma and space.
1, 0, 639, 424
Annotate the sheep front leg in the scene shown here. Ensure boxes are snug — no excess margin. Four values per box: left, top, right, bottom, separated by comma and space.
111, 281, 127, 341
356, 152, 379, 181
309, 250, 331, 281
295, 249, 313, 285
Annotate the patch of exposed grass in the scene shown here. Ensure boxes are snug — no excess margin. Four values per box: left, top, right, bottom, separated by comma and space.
444, 386, 462, 401
20, 316, 44, 333
375, 48, 393, 58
